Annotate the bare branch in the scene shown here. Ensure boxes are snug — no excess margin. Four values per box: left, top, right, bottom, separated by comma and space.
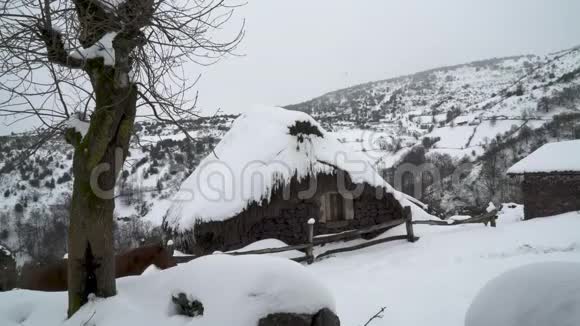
0, 0, 244, 137
363, 307, 387, 326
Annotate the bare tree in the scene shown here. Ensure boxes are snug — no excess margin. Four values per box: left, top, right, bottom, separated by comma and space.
0, 0, 243, 316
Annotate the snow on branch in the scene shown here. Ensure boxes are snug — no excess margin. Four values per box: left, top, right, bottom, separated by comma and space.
97, 0, 128, 11
36, 24, 85, 69
66, 114, 90, 139
69, 32, 118, 66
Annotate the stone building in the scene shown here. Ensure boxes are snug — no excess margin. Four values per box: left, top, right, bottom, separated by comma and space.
507, 140, 580, 220
166, 106, 423, 254
0, 244, 17, 291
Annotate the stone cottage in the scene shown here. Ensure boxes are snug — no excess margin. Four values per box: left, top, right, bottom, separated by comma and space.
507, 140, 580, 220
165, 106, 423, 254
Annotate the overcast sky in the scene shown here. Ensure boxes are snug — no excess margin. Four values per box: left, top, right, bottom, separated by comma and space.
1, 0, 579, 134
191, 0, 580, 114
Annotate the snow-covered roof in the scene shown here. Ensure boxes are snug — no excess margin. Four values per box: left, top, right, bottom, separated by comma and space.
166, 106, 421, 230
507, 140, 580, 174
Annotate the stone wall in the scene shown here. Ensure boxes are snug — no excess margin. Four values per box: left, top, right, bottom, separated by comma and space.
0, 246, 17, 291
522, 173, 580, 219
187, 172, 404, 254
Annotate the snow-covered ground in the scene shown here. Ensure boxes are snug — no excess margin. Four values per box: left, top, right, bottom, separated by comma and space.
2, 205, 580, 326
310, 206, 580, 326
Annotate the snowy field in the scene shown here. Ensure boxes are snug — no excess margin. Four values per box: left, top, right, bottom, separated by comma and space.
2, 206, 580, 326
311, 207, 580, 325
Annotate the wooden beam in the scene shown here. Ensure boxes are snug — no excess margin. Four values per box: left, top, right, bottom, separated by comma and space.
316, 235, 410, 261
306, 219, 315, 264
173, 255, 198, 264
404, 206, 416, 242
412, 220, 452, 226
313, 218, 406, 245
291, 255, 310, 263
174, 246, 309, 264
413, 210, 498, 226
228, 243, 311, 256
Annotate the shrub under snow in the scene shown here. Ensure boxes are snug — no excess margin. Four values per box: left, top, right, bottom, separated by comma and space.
0, 254, 335, 326
465, 261, 580, 326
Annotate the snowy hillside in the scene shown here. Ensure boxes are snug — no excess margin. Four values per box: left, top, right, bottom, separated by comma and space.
0, 116, 235, 263
287, 46, 580, 161
310, 206, 580, 326
287, 46, 580, 213
1, 45, 580, 262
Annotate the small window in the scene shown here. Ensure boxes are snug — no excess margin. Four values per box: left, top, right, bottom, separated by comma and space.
319, 192, 354, 223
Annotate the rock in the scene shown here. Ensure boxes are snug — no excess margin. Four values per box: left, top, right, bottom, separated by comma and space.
258, 308, 339, 326
171, 292, 204, 317
312, 308, 340, 326
258, 313, 311, 326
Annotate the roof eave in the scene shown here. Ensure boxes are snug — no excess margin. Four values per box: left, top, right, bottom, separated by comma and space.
507, 171, 580, 176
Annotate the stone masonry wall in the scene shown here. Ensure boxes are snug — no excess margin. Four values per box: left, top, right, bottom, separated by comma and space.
0, 247, 17, 291
522, 173, 580, 220
188, 172, 405, 254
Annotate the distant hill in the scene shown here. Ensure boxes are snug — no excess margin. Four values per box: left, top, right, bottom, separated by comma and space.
285, 46, 580, 214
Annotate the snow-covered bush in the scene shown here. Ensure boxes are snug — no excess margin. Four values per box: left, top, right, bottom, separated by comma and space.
0, 255, 336, 326
113, 217, 161, 251
465, 262, 580, 326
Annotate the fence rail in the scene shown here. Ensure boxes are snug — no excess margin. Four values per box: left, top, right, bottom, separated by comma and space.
313, 218, 406, 245
316, 235, 410, 261
413, 210, 498, 227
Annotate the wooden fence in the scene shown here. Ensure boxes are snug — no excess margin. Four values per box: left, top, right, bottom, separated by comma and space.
412, 210, 498, 227
173, 206, 418, 265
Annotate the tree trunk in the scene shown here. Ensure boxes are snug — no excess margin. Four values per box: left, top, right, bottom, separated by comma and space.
67, 171, 116, 316
67, 64, 136, 317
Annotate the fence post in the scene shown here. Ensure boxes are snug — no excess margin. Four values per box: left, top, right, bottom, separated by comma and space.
166, 239, 175, 256
404, 206, 416, 243
306, 218, 315, 264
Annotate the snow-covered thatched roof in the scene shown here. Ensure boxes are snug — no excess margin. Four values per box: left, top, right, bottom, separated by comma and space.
507, 140, 580, 175
166, 106, 425, 230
